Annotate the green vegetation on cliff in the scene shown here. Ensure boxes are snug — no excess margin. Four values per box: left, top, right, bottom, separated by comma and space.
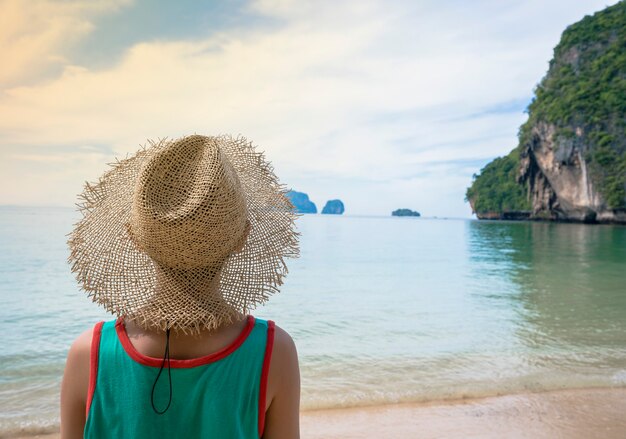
465, 149, 530, 214
467, 1, 626, 215
526, 2, 626, 129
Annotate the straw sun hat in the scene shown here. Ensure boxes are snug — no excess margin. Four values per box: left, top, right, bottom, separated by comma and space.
68, 134, 299, 333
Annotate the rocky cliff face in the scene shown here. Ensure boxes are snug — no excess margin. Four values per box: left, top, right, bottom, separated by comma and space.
518, 122, 617, 222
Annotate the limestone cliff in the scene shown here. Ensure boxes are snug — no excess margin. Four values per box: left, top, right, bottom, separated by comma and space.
518, 122, 619, 222
467, 1, 626, 223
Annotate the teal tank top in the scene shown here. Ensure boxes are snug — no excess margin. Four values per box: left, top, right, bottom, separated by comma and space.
84, 316, 275, 438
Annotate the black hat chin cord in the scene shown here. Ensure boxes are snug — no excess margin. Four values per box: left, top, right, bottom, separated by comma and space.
151, 327, 172, 415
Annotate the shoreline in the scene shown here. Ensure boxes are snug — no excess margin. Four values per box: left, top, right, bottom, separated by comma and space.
8, 387, 626, 439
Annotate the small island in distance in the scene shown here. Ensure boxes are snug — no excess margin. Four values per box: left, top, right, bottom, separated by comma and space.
392, 208, 421, 217
322, 199, 345, 215
286, 190, 317, 214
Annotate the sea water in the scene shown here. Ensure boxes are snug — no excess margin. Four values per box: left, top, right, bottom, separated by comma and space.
1, 206, 625, 434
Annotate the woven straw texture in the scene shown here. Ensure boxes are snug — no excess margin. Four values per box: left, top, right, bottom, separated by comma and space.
68, 135, 299, 333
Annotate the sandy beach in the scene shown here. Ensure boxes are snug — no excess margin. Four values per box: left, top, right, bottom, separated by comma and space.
9, 387, 626, 439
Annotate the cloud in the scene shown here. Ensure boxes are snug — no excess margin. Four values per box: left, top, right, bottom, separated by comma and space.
0, 0, 132, 87
0, 0, 618, 215
11, 153, 72, 162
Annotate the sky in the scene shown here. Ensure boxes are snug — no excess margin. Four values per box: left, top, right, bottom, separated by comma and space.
0, 0, 619, 217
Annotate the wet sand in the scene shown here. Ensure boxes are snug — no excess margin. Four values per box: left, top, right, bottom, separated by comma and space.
10, 387, 626, 439
301, 387, 626, 439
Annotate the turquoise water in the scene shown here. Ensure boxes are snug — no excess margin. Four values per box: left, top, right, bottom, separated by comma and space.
1, 206, 625, 433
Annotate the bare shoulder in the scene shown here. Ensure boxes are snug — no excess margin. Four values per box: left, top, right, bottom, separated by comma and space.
264, 324, 301, 438
64, 325, 97, 397
272, 324, 298, 359
267, 323, 300, 398
64, 325, 95, 394
61, 325, 96, 438
73, 326, 95, 348
67, 326, 94, 363
269, 324, 299, 378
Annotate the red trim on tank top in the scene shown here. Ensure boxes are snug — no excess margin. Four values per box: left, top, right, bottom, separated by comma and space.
258, 320, 275, 437
86, 321, 104, 419
115, 315, 255, 368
